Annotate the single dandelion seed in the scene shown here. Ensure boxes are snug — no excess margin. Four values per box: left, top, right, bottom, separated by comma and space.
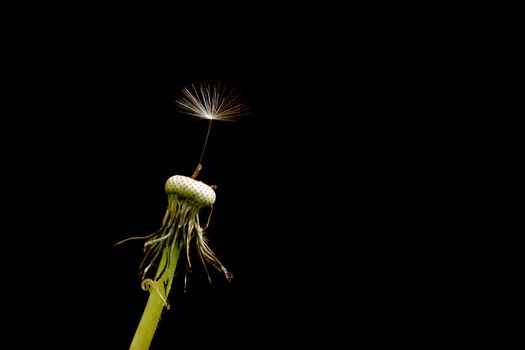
176, 82, 249, 178
176, 82, 249, 122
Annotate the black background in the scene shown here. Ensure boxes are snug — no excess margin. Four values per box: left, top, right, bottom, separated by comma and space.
3, 8, 449, 348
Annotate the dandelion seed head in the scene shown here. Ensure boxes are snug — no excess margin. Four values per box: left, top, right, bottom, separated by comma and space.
176, 82, 249, 122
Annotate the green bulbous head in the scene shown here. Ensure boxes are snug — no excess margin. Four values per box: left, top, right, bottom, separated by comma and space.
165, 175, 216, 207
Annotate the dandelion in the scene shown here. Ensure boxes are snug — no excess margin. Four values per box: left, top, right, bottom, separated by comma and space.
117, 82, 248, 349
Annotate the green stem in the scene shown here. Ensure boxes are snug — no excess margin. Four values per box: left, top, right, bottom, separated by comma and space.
130, 243, 181, 349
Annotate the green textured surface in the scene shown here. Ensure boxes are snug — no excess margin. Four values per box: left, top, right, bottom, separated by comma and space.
165, 175, 216, 207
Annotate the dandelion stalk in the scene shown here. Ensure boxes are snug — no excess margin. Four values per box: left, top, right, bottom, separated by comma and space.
130, 243, 181, 350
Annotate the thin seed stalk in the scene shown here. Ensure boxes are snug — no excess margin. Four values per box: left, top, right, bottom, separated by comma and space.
130, 242, 181, 350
